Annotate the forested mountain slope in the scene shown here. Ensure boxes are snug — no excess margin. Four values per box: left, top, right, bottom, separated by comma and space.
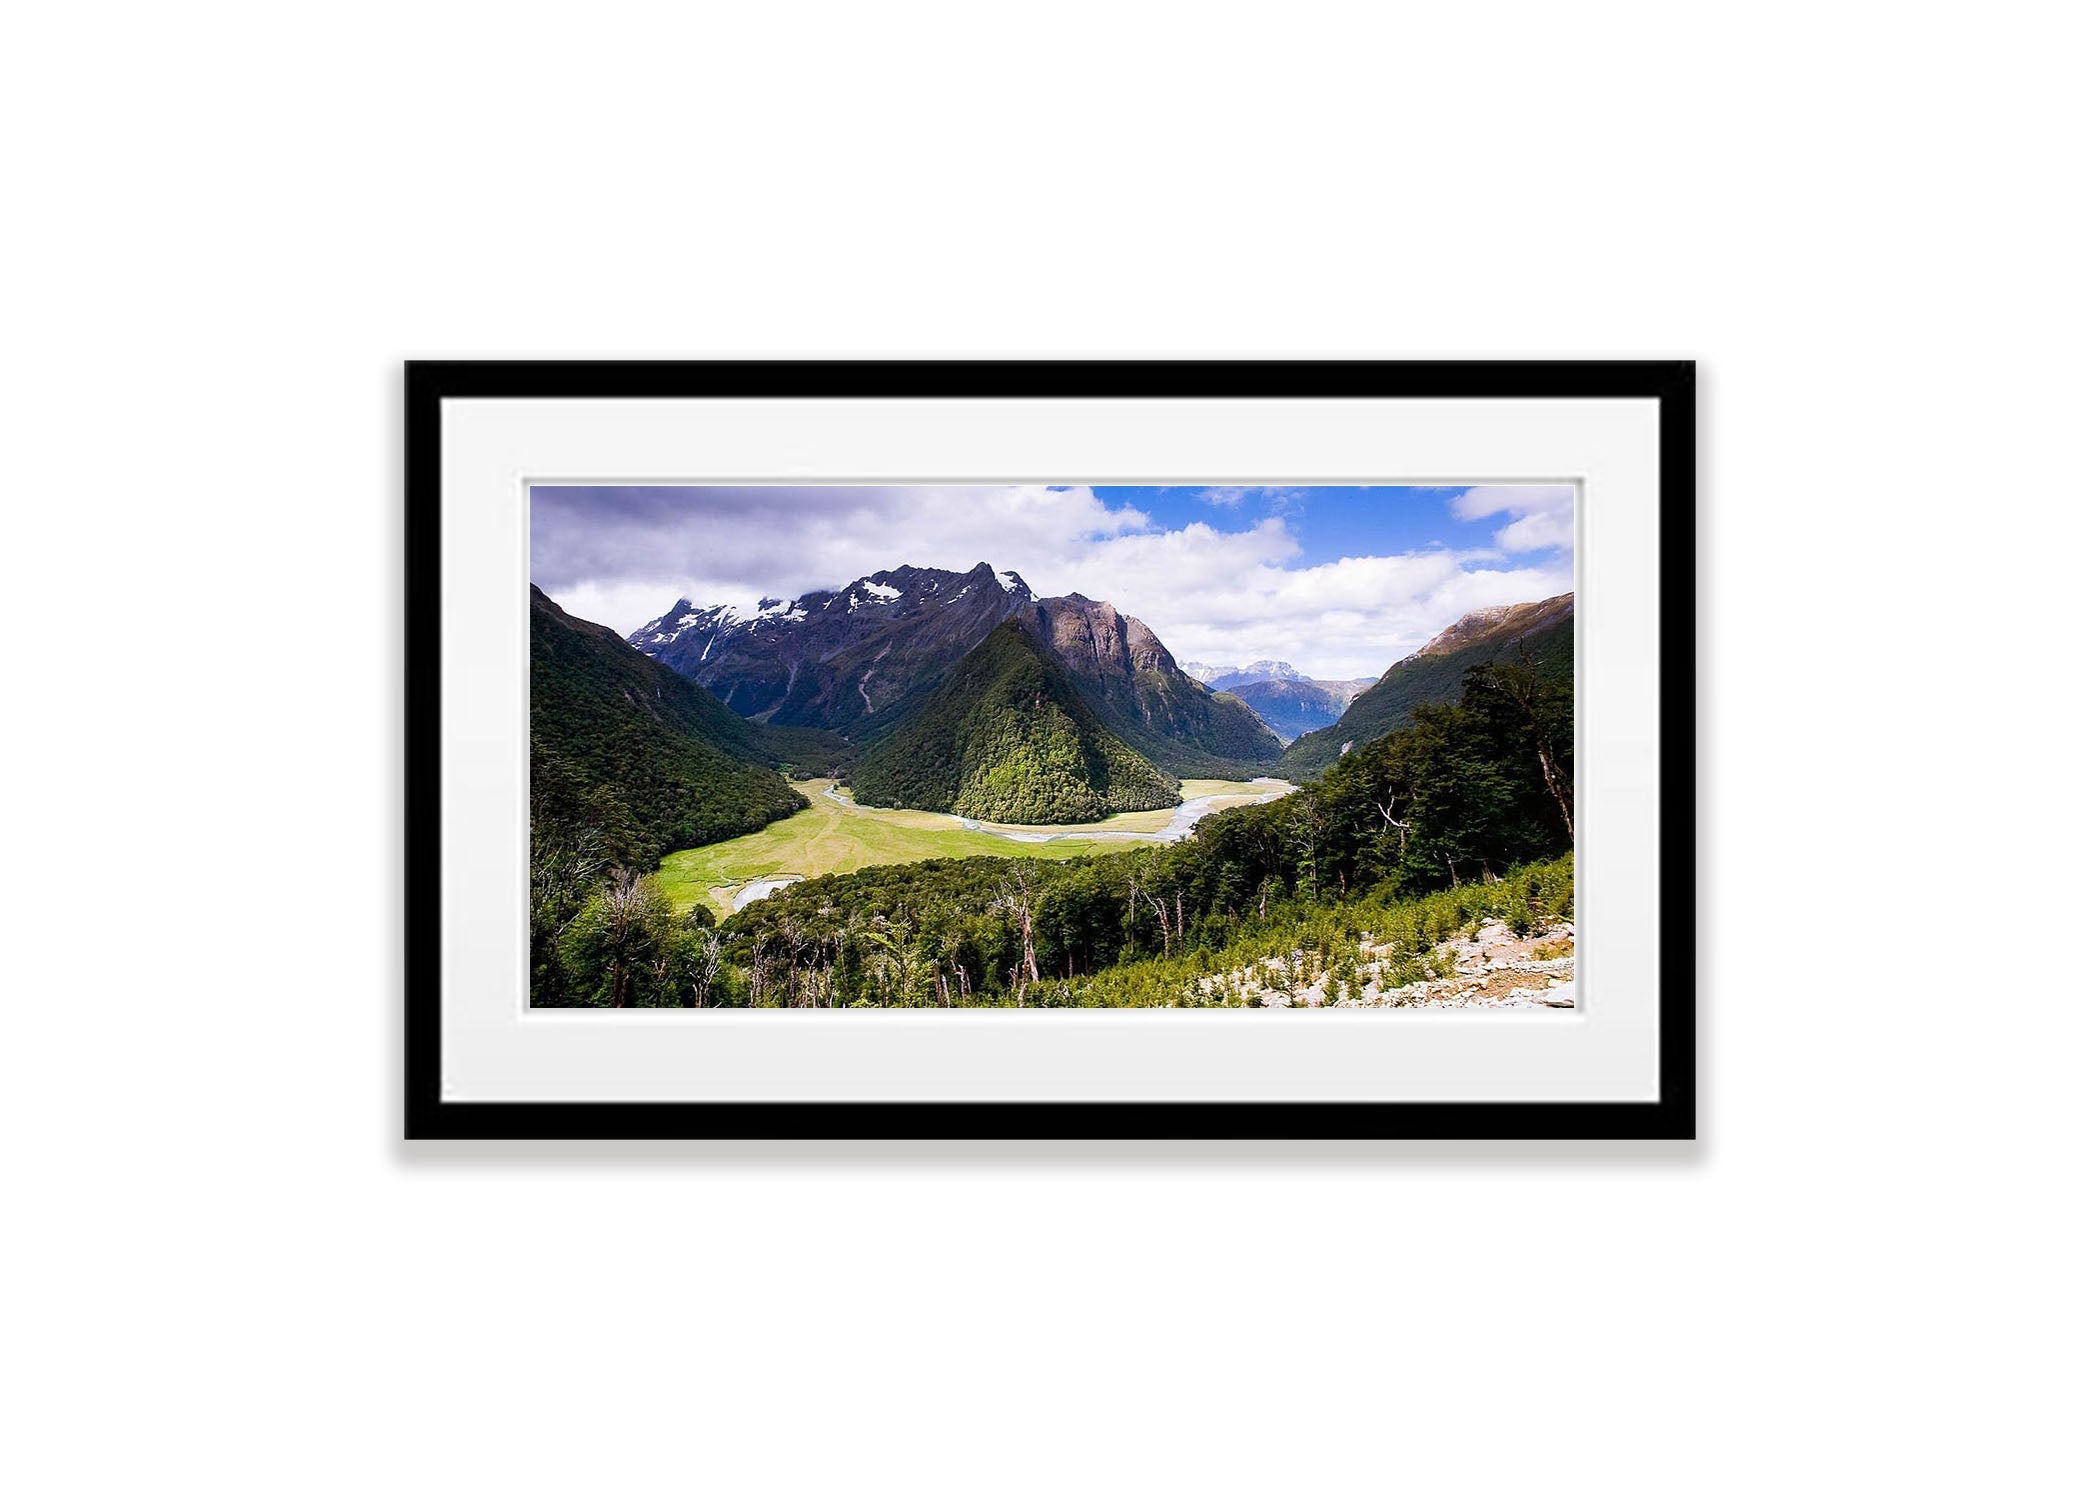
530, 585, 815, 862
849, 619, 1180, 823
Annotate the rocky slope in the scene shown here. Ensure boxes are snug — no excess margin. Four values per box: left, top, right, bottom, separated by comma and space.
1196, 916, 1576, 1009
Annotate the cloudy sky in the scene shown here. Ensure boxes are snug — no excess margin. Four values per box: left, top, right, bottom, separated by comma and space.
531, 484, 1574, 681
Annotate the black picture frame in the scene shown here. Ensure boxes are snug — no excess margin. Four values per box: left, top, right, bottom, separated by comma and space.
406, 360, 1695, 1140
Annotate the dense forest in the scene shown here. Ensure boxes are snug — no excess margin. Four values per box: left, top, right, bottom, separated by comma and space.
530, 650, 1574, 1007
528, 587, 869, 1006
850, 621, 1180, 823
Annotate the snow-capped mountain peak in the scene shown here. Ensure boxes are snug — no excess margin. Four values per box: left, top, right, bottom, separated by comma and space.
1185, 659, 1311, 690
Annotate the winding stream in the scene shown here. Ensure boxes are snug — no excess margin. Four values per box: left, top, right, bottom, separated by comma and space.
821, 777, 1296, 844
728, 778, 1297, 912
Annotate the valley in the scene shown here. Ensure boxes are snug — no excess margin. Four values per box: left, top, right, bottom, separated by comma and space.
659, 776, 1293, 918
525, 514, 1575, 1010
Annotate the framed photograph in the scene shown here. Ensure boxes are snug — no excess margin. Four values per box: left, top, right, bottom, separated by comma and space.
406, 361, 1693, 1139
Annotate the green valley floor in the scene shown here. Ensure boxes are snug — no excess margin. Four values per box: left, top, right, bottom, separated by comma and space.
659, 777, 1288, 918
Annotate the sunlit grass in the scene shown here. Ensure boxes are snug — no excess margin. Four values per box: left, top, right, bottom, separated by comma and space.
657, 778, 1206, 916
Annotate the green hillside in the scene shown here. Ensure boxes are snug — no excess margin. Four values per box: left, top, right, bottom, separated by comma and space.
1282, 601, 1573, 778
849, 621, 1180, 823
530, 585, 820, 862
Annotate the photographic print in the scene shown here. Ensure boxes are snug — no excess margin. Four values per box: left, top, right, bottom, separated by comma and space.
528, 482, 1577, 1012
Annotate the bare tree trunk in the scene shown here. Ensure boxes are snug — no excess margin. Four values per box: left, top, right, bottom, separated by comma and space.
1147, 893, 1173, 955
1538, 743, 1575, 840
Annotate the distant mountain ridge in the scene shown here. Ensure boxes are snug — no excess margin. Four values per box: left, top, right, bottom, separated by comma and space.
1227, 677, 1378, 742
1281, 593, 1574, 778
1205, 660, 1309, 690
1179, 658, 1376, 741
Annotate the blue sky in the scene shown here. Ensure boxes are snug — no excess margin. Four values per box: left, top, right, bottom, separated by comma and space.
532, 483, 1573, 679
1093, 486, 1534, 568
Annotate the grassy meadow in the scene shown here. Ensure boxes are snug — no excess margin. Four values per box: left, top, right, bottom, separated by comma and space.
657, 777, 1281, 917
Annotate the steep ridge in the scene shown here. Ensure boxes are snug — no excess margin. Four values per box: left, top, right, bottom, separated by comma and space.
1281, 593, 1574, 778
1027, 596, 1283, 777
530, 586, 816, 861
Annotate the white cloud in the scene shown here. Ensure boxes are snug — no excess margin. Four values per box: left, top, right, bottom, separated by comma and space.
1449, 484, 1576, 553
1077, 539, 1570, 680
534, 485, 1573, 681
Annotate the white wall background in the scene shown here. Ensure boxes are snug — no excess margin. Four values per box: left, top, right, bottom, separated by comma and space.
6, 4, 2092, 1496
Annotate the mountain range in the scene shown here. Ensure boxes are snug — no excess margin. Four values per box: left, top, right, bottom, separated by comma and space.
1280, 593, 1575, 778
628, 562, 1280, 779
1179, 659, 1377, 741
538, 564, 1575, 841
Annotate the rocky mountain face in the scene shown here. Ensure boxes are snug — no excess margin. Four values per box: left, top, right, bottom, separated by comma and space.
631, 563, 1283, 777
1281, 592, 1574, 778
629, 562, 1037, 737
1025, 596, 1282, 777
